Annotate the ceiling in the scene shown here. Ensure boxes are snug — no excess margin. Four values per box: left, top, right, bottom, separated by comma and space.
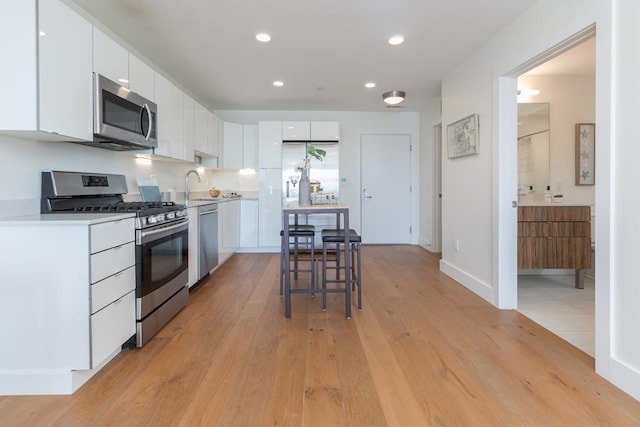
71, 0, 536, 112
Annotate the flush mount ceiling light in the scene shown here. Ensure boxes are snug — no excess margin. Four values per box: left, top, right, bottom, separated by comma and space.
256, 33, 271, 42
382, 90, 405, 105
388, 35, 404, 45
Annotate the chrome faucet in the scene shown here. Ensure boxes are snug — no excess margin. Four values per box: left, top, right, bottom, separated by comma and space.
185, 169, 201, 201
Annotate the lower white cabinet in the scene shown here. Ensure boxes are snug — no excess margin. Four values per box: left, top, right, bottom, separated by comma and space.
259, 168, 283, 248
240, 199, 259, 248
219, 200, 240, 263
0, 214, 136, 395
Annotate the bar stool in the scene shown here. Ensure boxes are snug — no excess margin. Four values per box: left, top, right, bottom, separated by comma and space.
280, 224, 316, 296
321, 228, 362, 312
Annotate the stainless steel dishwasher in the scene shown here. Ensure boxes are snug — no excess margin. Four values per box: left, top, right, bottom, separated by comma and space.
198, 204, 219, 280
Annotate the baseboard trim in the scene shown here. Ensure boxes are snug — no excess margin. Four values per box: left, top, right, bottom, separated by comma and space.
439, 259, 494, 304
609, 357, 640, 401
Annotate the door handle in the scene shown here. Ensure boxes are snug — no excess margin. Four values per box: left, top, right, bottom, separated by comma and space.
362, 189, 373, 200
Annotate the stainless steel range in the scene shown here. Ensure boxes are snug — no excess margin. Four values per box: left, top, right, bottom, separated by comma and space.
41, 170, 189, 347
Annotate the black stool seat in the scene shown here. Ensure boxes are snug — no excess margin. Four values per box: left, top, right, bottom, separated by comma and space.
321, 228, 361, 243
281, 224, 316, 237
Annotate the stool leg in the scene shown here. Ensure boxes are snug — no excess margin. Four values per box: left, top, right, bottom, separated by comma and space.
279, 235, 284, 296
293, 236, 299, 280
310, 236, 315, 297
356, 244, 362, 310
322, 241, 328, 310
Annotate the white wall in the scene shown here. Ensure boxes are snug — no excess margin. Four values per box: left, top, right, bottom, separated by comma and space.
440, 0, 639, 399
215, 110, 421, 241
0, 135, 210, 217
519, 74, 595, 204
609, 0, 640, 399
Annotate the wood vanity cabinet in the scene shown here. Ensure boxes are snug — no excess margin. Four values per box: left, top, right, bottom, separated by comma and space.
518, 206, 591, 286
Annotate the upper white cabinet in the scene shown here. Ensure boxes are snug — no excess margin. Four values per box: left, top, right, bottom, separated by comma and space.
258, 121, 282, 168
281, 121, 339, 141
128, 54, 155, 101
243, 124, 258, 169
282, 121, 310, 141
154, 73, 188, 161
0, 0, 93, 142
195, 103, 220, 158
222, 121, 243, 169
92, 27, 128, 87
207, 113, 221, 158
183, 94, 195, 163
311, 121, 339, 141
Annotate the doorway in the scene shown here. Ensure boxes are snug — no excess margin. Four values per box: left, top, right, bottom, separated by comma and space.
360, 134, 411, 244
515, 37, 596, 356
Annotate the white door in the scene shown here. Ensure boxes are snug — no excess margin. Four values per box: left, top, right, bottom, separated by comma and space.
361, 134, 411, 243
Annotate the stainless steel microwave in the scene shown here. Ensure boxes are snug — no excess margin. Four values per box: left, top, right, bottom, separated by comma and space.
92, 73, 158, 151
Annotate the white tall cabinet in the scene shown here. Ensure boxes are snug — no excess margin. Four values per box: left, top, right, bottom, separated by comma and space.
0, 0, 93, 141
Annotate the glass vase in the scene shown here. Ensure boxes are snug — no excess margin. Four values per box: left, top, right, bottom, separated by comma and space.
298, 168, 311, 205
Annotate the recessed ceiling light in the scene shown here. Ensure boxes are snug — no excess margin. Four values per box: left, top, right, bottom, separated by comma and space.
39, 30, 46, 36
388, 35, 404, 45
118, 78, 129, 84
273, 80, 284, 87
365, 82, 376, 88
256, 33, 271, 42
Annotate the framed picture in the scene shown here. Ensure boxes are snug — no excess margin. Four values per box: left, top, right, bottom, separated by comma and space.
447, 114, 479, 158
575, 123, 595, 185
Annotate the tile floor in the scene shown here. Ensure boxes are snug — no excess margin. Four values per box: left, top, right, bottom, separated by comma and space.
518, 274, 595, 357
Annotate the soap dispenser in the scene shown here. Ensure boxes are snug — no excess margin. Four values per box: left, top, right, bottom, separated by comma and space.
544, 185, 552, 203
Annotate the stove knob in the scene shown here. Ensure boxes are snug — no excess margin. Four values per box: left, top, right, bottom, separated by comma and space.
156, 213, 166, 222
147, 216, 157, 225
166, 212, 175, 220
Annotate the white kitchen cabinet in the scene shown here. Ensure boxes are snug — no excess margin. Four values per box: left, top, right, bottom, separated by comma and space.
311, 121, 339, 141
128, 54, 155, 101
258, 121, 282, 168
240, 199, 259, 248
154, 73, 186, 161
222, 121, 243, 169
259, 168, 283, 248
92, 27, 128, 87
207, 112, 221, 158
219, 200, 240, 263
194, 105, 221, 159
0, 214, 136, 395
281, 121, 339, 142
194, 102, 209, 154
183, 94, 195, 163
0, 0, 92, 142
243, 124, 258, 169
282, 121, 310, 141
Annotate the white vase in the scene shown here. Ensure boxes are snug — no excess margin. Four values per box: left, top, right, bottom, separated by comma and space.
298, 168, 311, 205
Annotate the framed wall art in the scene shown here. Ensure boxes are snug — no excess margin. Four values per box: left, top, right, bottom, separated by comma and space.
575, 123, 595, 185
447, 114, 479, 159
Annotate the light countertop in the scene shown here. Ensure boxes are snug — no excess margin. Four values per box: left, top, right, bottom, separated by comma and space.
0, 212, 135, 226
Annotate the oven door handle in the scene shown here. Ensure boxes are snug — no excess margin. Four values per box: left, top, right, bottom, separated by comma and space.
138, 220, 188, 245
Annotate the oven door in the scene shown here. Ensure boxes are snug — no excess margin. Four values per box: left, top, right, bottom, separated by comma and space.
136, 220, 188, 320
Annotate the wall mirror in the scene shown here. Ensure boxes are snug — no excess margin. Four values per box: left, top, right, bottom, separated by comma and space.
517, 103, 550, 195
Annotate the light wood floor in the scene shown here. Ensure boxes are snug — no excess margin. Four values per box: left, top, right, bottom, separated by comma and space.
1, 246, 638, 426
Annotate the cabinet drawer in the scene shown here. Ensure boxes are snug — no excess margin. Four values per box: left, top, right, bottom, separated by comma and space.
91, 241, 135, 284
91, 290, 135, 368
550, 222, 590, 237
518, 206, 591, 222
90, 218, 135, 254
91, 265, 135, 313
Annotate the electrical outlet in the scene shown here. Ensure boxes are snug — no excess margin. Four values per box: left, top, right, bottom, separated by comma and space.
454, 239, 460, 251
